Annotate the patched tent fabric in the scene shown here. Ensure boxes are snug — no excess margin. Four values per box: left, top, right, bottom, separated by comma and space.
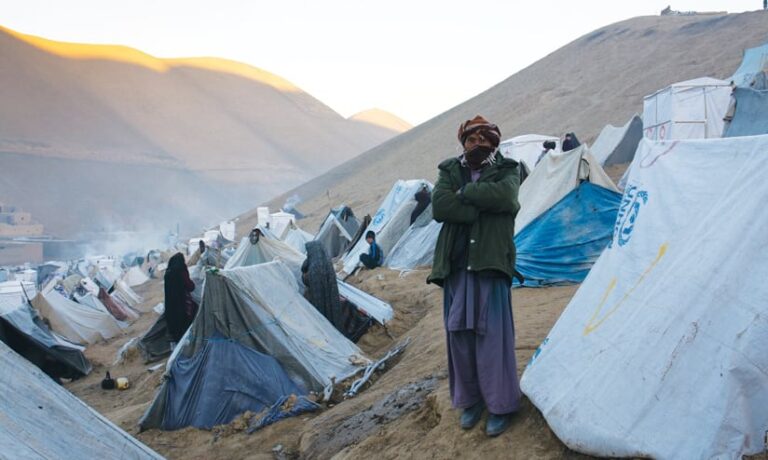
499, 134, 560, 171
314, 206, 360, 259
521, 135, 768, 459
157, 333, 302, 430
514, 182, 621, 286
642, 77, 731, 140
224, 236, 306, 283
730, 42, 768, 88
342, 180, 432, 274
723, 87, 768, 137
515, 144, 618, 234
31, 288, 122, 345
385, 204, 442, 271
0, 340, 162, 459
141, 262, 367, 430
0, 294, 91, 379
590, 114, 643, 166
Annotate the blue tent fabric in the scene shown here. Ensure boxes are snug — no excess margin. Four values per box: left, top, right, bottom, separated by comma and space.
514, 182, 621, 287
161, 332, 304, 430
724, 88, 768, 138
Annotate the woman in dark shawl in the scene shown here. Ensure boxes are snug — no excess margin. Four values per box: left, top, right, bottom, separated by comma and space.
164, 252, 197, 343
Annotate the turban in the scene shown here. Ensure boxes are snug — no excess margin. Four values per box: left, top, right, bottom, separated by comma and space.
457, 115, 501, 148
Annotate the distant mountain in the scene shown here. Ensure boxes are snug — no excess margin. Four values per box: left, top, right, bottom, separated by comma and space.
0, 26, 408, 237
349, 109, 412, 133
249, 11, 768, 234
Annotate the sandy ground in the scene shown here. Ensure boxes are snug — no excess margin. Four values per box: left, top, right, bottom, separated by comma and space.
66, 266, 591, 459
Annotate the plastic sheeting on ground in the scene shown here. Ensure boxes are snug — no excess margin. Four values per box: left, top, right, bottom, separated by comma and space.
499, 133, 560, 171
384, 204, 441, 271
514, 182, 621, 287
141, 261, 368, 430
521, 135, 768, 459
159, 333, 303, 430
342, 180, 432, 274
723, 87, 768, 137
31, 289, 122, 345
642, 76, 730, 140
590, 114, 643, 166
247, 395, 321, 432
515, 145, 618, 234
0, 340, 162, 459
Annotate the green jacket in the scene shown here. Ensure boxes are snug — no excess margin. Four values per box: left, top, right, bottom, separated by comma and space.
427, 152, 521, 286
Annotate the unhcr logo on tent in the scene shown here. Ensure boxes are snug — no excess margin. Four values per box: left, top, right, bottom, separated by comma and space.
610, 184, 648, 248
372, 209, 386, 226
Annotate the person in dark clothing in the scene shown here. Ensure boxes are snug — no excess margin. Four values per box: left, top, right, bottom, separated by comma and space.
359, 231, 383, 269
302, 241, 371, 341
164, 253, 198, 343
562, 132, 581, 152
411, 185, 432, 224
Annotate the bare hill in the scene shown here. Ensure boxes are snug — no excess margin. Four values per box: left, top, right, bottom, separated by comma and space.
247, 11, 768, 235
0, 26, 408, 237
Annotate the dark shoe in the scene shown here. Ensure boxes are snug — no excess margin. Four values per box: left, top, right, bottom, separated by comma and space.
486, 413, 512, 437
459, 402, 485, 429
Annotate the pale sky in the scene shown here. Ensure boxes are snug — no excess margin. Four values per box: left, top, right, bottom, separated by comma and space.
1, 0, 762, 125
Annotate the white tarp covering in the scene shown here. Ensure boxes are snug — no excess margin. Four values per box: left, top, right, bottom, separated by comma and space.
499, 134, 560, 171
337, 279, 394, 324
731, 42, 768, 88
224, 236, 306, 283
385, 204, 441, 271
270, 211, 296, 239
590, 114, 643, 166
642, 76, 731, 141
123, 266, 149, 287
0, 340, 162, 459
282, 225, 315, 254
31, 288, 122, 345
223, 262, 368, 387
515, 144, 618, 234
521, 135, 768, 459
342, 179, 431, 274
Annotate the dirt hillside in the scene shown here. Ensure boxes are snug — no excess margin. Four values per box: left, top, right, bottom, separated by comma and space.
242, 11, 768, 234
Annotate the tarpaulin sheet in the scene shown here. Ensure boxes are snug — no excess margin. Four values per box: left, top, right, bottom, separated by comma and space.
723, 87, 768, 138
0, 340, 162, 459
160, 333, 302, 430
385, 204, 442, 271
514, 182, 621, 287
521, 135, 768, 459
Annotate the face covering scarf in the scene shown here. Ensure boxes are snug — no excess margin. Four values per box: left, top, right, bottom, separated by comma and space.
463, 145, 495, 170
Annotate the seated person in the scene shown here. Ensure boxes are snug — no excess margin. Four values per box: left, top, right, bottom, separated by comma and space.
359, 230, 383, 269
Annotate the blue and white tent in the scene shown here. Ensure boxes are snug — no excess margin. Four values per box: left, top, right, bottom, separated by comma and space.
521, 135, 768, 459
730, 41, 768, 88
514, 145, 620, 286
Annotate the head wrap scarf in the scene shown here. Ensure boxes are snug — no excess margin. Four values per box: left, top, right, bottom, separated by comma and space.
457, 115, 501, 149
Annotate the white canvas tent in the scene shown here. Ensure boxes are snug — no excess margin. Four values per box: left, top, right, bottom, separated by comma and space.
521, 135, 768, 459
341, 179, 432, 275
282, 223, 315, 254
123, 266, 149, 287
642, 77, 731, 141
385, 204, 441, 271
499, 134, 560, 172
515, 144, 618, 234
0, 340, 162, 459
590, 114, 643, 166
31, 287, 122, 345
